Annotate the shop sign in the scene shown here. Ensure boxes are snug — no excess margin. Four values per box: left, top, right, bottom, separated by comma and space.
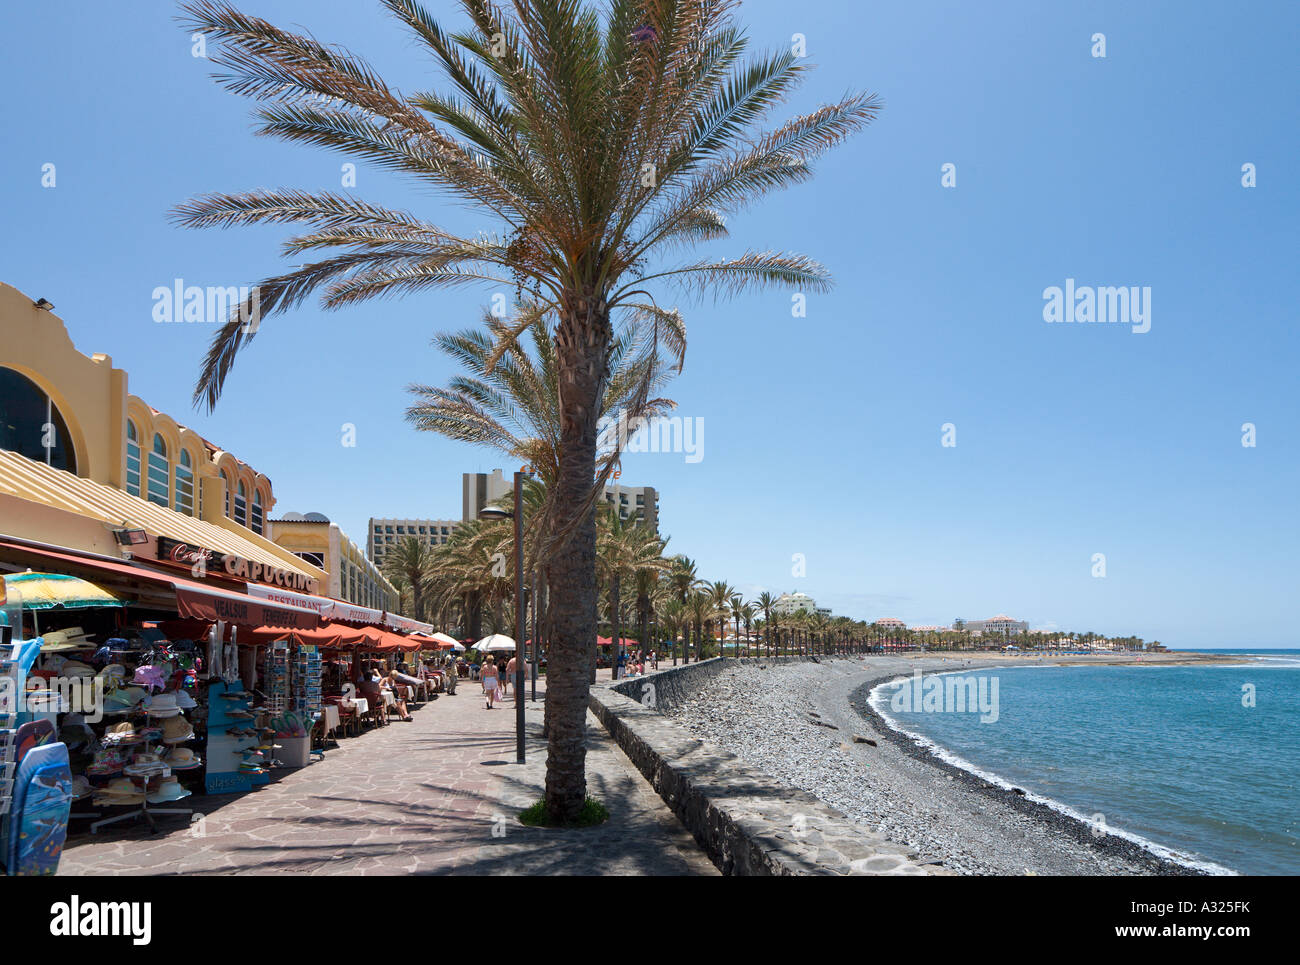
156, 536, 317, 593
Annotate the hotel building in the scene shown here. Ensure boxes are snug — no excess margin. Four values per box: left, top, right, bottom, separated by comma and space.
963, 615, 1029, 636
366, 517, 461, 566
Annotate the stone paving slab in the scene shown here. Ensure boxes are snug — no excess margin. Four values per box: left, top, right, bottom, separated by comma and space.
60, 681, 718, 876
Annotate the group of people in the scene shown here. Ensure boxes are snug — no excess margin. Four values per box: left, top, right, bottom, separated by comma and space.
617, 649, 658, 676
354, 660, 416, 723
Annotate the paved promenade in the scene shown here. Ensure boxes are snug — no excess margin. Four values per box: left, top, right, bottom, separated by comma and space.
60, 679, 717, 876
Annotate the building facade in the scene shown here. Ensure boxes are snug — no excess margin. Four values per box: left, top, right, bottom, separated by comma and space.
772, 592, 819, 617
601, 481, 659, 530
270, 515, 399, 611
964, 615, 1029, 636
0, 281, 323, 591
366, 517, 460, 565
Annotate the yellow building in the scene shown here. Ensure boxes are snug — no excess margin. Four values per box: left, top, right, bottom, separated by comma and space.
0, 281, 324, 593
270, 514, 400, 613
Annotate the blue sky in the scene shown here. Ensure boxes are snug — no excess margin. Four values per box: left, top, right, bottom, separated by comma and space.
2, 1, 1296, 646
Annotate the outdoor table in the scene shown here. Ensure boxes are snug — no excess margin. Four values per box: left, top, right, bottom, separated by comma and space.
320, 703, 340, 736
342, 696, 369, 715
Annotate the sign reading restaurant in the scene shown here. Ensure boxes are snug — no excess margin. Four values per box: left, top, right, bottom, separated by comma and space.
155, 536, 318, 594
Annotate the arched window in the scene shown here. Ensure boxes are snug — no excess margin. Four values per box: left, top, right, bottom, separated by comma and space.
234, 481, 248, 527
125, 420, 141, 496
0, 367, 78, 474
251, 488, 264, 535
175, 449, 195, 516
220, 471, 232, 516
146, 434, 170, 508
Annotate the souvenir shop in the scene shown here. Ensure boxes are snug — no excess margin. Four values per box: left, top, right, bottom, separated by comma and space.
0, 534, 436, 875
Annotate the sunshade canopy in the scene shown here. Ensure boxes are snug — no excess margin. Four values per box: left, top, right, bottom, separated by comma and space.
1, 571, 124, 610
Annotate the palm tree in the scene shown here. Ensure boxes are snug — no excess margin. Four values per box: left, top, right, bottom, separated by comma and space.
687, 590, 712, 661
175, 0, 878, 822
381, 536, 435, 622
597, 504, 668, 679
706, 581, 734, 657
756, 591, 776, 657
669, 556, 702, 663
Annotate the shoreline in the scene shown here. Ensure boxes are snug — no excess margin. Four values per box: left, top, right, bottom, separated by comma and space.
849, 670, 1219, 876
665, 653, 1251, 875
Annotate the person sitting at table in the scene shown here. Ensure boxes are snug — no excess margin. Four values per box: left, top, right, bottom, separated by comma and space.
382, 672, 414, 721
356, 662, 387, 725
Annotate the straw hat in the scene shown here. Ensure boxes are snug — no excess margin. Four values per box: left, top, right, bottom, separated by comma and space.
174, 689, 198, 710
164, 747, 202, 771
59, 660, 96, 678
145, 693, 182, 718
70, 774, 93, 800
147, 776, 192, 804
93, 777, 146, 804
161, 715, 195, 744
40, 627, 96, 652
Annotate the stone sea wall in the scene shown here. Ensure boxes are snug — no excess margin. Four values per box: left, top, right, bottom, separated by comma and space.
588, 658, 937, 876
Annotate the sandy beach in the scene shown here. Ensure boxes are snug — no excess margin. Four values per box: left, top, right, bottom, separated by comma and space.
665, 651, 1247, 875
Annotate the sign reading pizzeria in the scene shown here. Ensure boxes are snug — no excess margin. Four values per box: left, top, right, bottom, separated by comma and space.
155, 536, 318, 594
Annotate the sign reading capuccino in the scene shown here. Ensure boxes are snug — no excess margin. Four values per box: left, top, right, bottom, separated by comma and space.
155, 536, 318, 594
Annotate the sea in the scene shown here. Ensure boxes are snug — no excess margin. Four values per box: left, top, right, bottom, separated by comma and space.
869, 650, 1300, 875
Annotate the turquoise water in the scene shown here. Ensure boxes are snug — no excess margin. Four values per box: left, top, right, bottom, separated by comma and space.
872, 655, 1300, 875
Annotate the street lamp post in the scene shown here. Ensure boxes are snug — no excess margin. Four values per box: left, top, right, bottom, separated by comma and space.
478, 470, 529, 764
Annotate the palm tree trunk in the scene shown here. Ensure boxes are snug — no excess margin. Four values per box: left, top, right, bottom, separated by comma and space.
542, 294, 610, 823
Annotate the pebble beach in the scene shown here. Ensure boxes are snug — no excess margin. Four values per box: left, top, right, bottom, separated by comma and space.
665, 653, 1242, 875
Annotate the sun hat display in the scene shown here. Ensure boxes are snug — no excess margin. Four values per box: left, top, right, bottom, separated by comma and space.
164, 747, 202, 770
161, 715, 195, 743
145, 693, 182, 718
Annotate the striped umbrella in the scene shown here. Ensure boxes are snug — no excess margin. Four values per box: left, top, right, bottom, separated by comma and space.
2, 571, 124, 610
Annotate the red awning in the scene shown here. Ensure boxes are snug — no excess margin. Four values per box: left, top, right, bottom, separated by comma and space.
174, 585, 321, 630
0, 536, 321, 630
242, 621, 371, 649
